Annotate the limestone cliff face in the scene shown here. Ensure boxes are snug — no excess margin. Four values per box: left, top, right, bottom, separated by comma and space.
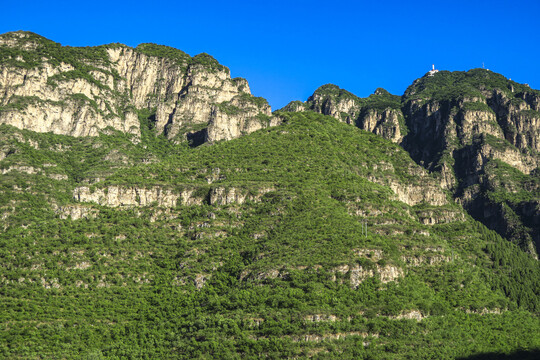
0, 54, 140, 138
333, 264, 404, 288
402, 69, 540, 254
73, 185, 274, 208
402, 97, 539, 175
366, 173, 447, 207
105, 46, 186, 110
73, 186, 203, 208
205, 97, 278, 143
153, 62, 275, 142
284, 70, 539, 255
360, 108, 403, 143
306, 86, 361, 123
282, 85, 405, 143
0, 31, 273, 143
403, 70, 540, 172
490, 89, 540, 151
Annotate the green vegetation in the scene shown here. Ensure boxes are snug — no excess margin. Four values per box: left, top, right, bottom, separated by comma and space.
0, 31, 111, 70
215, 94, 268, 117
135, 43, 191, 66
484, 159, 540, 204
0, 31, 539, 358
192, 53, 228, 73
134, 45, 229, 73
462, 101, 494, 113
364, 88, 401, 111
481, 134, 515, 152
311, 84, 362, 105
237, 93, 269, 108
519, 109, 540, 119
0, 31, 230, 95
216, 101, 242, 115
254, 112, 272, 126
280, 100, 307, 112
404, 68, 540, 102
46, 68, 117, 91
0, 112, 539, 358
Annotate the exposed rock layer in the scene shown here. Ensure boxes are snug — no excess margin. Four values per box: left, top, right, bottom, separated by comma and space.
0, 31, 275, 143
282, 85, 405, 143
73, 185, 274, 208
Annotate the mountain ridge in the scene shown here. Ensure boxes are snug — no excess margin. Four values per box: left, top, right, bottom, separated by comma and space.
0, 31, 539, 358
1, 31, 538, 255
284, 69, 539, 257
1, 109, 538, 358
0, 30, 277, 144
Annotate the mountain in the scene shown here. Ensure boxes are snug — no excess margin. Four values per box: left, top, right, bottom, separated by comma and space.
0, 31, 278, 144
284, 70, 540, 257
0, 32, 539, 359
282, 85, 405, 143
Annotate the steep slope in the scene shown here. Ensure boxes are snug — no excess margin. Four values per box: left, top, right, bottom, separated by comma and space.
402, 69, 540, 256
0, 31, 275, 144
1, 112, 539, 359
282, 85, 406, 143
0, 32, 539, 358
287, 70, 539, 256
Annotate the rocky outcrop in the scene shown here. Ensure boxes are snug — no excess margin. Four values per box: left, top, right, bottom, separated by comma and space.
304, 314, 339, 322
73, 185, 274, 208
205, 96, 279, 142
192, 274, 209, 289
0, 33, 141, 138
401, 254, 453, 266
292, 332, 378, 343
489, 89, 540, 152
415, 208, 465, 225
333, 263, 403, 288
359, 108, 403, 143
402, 97, 539, 175
476, 142, 537, 175
0, 31, 273, 143
387, 181, 447, 206
402, 69, 540, 255
0, 164, 69, 180
391, 310, 425, 321
366, 174, 448, 207
283, 85, 405, 143
73, 186, 203, 207
54, 204, 98, 220
402, 72, 540, 176
209, 186, 274, 205
153, 62, 273, 142
1, 165, 39, 175
306, 85, 361, 123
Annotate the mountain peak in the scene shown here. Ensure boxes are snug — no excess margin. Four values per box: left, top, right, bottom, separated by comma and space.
0, 30, 57, 49
373, 87, 391, 96
405, 68, 539, 101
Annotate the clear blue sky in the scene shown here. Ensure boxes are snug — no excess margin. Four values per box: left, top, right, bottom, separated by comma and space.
2, 0, 539, 109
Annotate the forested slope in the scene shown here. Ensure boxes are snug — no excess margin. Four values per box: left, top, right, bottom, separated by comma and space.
1, 112, 539, 359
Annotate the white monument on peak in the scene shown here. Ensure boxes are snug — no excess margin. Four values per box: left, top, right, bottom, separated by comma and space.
428, 64, 439, 76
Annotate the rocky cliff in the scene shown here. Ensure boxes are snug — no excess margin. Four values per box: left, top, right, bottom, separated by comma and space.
1, 31, 539, 256
2, 84, 540, 359
282, 85, 405, 143
0, 31, 275, 143
285, 70, 539, 255
73, 185, 274, 208
401, 69, 540, 255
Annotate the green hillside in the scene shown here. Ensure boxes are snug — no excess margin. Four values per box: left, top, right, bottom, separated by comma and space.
1, 111, 539, 359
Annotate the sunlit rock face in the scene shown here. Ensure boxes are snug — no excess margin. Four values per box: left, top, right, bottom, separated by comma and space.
0, 31, 275, 143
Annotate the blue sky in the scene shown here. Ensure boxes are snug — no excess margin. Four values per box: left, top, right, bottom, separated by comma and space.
2, 0, 539, 109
